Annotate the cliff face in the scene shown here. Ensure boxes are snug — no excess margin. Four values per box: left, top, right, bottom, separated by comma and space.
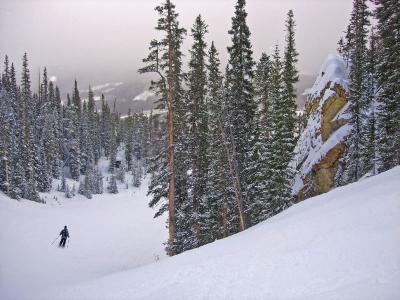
291, 55, 350, 202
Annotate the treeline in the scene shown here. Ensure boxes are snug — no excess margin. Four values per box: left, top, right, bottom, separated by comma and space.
0, 55, 158, 201
336, 0, 399, 184
140, 0, 300, 255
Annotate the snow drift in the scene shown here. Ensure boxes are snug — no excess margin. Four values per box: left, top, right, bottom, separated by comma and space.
2, 167, 398, 300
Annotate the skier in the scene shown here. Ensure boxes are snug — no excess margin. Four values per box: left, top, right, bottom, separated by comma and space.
59, 225, 70, 248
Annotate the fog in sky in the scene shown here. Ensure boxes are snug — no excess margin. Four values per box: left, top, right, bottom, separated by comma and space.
0, 0, 352, 89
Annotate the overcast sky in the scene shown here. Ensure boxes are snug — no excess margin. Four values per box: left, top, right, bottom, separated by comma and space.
0, 0, 352, 86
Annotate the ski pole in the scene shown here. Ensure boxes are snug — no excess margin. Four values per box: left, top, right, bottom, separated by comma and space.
51, 235, 59, 245
67, 238, 70, 248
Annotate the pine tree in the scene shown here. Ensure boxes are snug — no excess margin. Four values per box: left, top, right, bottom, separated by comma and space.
282, 9, 299, 145
343, 0, 371, 182
116, 164, 125, 183
20, 54, 40, 201
225, 0, 256, 231
263, 10, 299, 214
65, 184, 73, 198
60, 173, 66, 192
64, 91, 81, 180
132, 158, 142, 188
100, 95, 112, 156
93, 168, 104, 194
107, 174, 118, 194
201, 42, 235, 242
268, 45, 292, 214
47, 81, 61, 178
184, 15, 209, 250
361, 29, 379, 175
245, 53, 273, 225
72, 80, 81, 117
139, 0, 187, 255
374, 0, 400, 171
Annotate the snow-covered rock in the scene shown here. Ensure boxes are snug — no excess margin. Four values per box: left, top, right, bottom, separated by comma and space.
291, 55, 351, 201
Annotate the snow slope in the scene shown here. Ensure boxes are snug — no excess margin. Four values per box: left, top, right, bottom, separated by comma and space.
1, 167, 397, 300
0, 176, 167, 300
1, 166, 400, 300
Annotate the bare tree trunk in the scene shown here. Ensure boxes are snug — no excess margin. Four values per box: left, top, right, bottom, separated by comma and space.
2, 135, 9, 195
192, 93, 200, 242
218, 119, 246, 232
221, 206, 228, 238
166, 0, 176, 256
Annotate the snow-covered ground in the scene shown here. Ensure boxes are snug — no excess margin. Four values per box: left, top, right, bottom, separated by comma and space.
0, 175, 167, 300
1, 167, 400, 300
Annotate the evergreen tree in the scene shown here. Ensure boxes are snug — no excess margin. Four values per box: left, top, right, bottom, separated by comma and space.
374, 0, 400, 171
268, 45, 293, 214
226, 1, 256, 225
361, 29, 379, 175
64, 93, 81, 180
282, 9, 299, 145
184, 15, 209, 250
107, 174, 118, 194
60, 173, 66, 192
20, 54, 40, 201
343, 0, 371, 182
100, 95, 112, 156
139, 0, 187, 255
65, 184, 73, 198
93, 168, 104, 194
201, 42, 235, 242
245, 53, 273, 225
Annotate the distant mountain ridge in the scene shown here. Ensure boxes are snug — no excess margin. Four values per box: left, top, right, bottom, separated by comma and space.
58, 74, 314, 114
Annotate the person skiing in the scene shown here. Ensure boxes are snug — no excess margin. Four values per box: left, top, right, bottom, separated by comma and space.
59, 225, 69, 248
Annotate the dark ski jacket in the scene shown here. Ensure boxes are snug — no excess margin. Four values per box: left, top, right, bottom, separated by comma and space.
60, 228, 70, 239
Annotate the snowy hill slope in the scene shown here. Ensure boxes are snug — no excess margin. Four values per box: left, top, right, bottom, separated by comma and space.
0, 176, 167, 300
21, 166, 400, 300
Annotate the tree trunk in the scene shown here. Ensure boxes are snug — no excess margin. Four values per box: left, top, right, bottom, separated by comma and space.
2, 135, 9, 195
218, 119, 246, 231
221, 207, 228, 238
166, 0, 176, 256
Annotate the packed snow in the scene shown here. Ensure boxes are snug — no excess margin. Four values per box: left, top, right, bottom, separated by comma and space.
91, 82, 124, 92
1, 165, 399, 300
0, 173, 167, 300
133, 90, 154, 102
306, 54, 348, 99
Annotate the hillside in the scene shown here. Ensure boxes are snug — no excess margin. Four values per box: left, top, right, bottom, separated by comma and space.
0, 173, 167, 300
1, 166, 399, 300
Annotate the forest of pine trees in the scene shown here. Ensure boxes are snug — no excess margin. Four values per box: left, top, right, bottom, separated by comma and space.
0, 0, 398, 257
0, 54, 158, 202
140, 0, 300, 255
140, 0, 399, 256
337, 0, 400, 184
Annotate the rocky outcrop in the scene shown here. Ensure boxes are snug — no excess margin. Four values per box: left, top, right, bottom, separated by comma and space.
291, 55, 350, 202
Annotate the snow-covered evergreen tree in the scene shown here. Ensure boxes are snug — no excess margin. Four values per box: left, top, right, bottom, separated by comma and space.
374, 0, 400, 171
268, 45, 293, 215
107, 174, 118, 194
201, 42, 236, 242
139, 0, 188, 255
245, 53, 273, 225
226, 0, 256, 219
342, 0, 371, 182
184, 14, 209, 250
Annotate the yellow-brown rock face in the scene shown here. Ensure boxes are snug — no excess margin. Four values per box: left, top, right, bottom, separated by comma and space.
291, 55, 350, 202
